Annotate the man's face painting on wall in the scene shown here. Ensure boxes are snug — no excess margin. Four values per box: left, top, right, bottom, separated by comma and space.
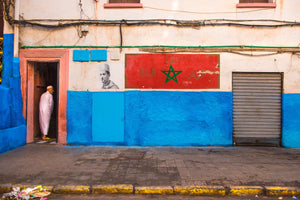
100, 71, 110, 85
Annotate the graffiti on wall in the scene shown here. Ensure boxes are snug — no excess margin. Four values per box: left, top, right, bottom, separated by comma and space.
125, 54, 220, 89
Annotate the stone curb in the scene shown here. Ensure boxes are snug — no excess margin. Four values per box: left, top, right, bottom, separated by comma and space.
265, 186, 300, 197
0, 184, 11, 194
135, 186, 173, 195
174, 185, 226, 196
92, 184, 133, 194
229, 186, 264, 196
1, 184, 300, 197
52, 185, 90, 194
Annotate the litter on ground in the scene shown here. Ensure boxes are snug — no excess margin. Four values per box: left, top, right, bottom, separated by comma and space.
2, 185, 50, 200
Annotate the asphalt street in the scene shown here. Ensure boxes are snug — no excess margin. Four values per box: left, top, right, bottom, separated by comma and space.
0, 144, 299, 187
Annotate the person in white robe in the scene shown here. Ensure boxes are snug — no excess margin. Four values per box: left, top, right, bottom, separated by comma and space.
39, 85, 54, 140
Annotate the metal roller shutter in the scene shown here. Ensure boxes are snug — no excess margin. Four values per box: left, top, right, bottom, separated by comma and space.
232, 72, 282, 146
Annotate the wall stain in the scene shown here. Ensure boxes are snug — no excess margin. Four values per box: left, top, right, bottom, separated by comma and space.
280, 0, 283, 17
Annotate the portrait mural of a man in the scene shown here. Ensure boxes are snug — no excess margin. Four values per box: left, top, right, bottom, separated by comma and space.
99, 63, 119, 89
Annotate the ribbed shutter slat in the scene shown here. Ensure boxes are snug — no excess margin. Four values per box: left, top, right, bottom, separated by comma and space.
232, 73, 282, 146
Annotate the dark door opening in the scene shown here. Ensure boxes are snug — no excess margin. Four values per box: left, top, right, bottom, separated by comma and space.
33, 62, 59, 141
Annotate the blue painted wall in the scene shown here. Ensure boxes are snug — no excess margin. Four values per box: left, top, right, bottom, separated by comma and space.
0, 125, 26, 153
0, 86, 11, 129
10, 57, 25, 127
73, 50, 89, 62
67, 91, 92, 144
282, 93, 300, 148
125, 91, 233, 146
0, 34, 26, 154
1, 34, 14, 87
67, 90, 233, 146
90, 50, 107, 61
92, 92, 124, 144
66, 91, 300, 148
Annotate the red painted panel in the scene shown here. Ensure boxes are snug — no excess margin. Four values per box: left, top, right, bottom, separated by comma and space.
125, 54, 220, 89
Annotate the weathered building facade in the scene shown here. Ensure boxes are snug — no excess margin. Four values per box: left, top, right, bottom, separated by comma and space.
1, 0, 300, 150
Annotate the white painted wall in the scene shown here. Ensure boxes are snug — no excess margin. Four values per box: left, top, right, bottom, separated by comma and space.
19, 0, 300, 21
3, 20, 14, 34
68, 50, 124, 91
222, 53, 300, 93
15, 0, 300, 93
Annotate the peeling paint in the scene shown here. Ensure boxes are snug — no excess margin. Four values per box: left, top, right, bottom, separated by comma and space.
197, 70, 220, 75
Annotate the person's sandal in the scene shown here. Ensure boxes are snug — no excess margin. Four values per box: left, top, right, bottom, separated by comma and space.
42, 135, 50, 140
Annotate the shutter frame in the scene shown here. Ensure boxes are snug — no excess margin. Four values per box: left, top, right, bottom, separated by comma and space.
232, 72, 282, 146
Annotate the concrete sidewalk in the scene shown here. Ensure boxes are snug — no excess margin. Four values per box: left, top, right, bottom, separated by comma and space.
0, 144, 299, 196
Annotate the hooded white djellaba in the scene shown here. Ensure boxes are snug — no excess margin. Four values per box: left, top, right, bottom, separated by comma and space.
39, 86, 54, 136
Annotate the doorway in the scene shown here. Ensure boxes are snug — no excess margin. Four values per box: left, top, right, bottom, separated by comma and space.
20, 49, 69, 144
33, 62, 58, 141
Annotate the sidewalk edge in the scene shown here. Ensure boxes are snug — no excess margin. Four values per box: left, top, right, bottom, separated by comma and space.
1, 184, 300, 197
265, 186, 300, 197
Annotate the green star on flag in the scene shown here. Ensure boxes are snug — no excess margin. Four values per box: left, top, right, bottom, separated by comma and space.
161, 65, 182, 83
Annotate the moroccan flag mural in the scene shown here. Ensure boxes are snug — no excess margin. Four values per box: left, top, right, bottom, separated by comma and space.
125, 54, 220, 89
